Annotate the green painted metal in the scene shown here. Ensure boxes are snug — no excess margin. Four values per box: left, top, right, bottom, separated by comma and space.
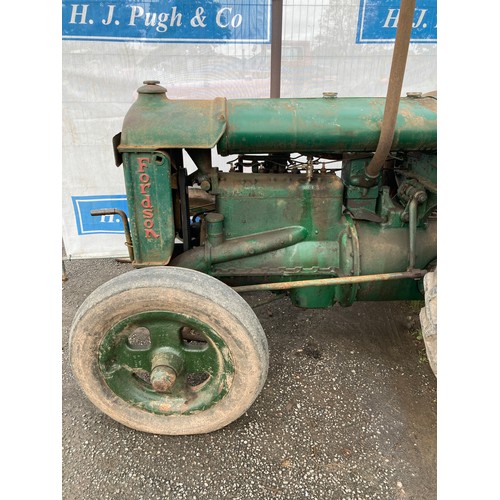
98, 310, 234, 416
117, 83, 436, 157
218, 96, 436, 155
171, 224, 309, 273
169, 160, 437, 307
353, 219, 437, 301
213, 172, 344, 240
73, 1, 438, 434
114, 81, 437, 309
186, 217, 436, 305
119, 82, 226, 151
342, 158, 381, 221
122, 151, 175, 266
289, 285, 336, 309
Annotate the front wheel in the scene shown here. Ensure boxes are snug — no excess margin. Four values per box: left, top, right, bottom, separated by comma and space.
69, 267, 269, 435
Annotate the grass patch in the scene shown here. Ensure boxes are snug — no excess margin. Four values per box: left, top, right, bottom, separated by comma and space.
411, 327, 429, 365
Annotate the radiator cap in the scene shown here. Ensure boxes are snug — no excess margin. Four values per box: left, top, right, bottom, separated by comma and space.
138, 80, 167, 94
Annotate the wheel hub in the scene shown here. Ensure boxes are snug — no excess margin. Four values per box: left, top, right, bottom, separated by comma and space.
150, 349, 182, 393
150, 366, 176, 392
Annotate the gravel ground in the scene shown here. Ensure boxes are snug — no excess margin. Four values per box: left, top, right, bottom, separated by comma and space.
62, 257, 437, 499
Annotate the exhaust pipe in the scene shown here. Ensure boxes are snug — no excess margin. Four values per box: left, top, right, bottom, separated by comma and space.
355, 0, 417, 186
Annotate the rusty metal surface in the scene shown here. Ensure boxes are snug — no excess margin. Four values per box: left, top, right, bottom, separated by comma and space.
364, 0, 417, 180
90, 208, 135, 262
214, 171, 344, 240
217, 97, 436, 156
122, 152, 175, 266
171, 225, 308, 272
119, 83, 227, 151
187, 188, 215, 213
232, 269, 427, 293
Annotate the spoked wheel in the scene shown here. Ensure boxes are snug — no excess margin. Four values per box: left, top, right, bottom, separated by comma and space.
69, 267, 268, 435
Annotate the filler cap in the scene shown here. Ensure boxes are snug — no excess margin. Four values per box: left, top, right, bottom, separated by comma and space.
138, 80, 167, 94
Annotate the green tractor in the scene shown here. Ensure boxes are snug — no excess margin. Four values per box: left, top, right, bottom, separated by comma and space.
69, 0, 436, 435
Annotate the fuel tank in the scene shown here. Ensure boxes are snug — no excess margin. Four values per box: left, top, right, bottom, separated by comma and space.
118, 82, 436, 156
217, 96, 437, 155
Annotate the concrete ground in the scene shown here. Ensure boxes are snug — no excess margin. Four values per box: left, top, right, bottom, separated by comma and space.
62, 257, 437, 499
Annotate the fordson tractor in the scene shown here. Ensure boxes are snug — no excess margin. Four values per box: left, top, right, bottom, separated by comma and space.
69, 0, 436, 435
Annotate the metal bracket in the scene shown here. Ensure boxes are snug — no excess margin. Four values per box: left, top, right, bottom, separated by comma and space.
90, 208, 134, 262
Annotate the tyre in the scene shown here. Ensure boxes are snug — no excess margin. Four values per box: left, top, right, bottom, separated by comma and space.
69, 266, 269, 435
419, 270, 437, 376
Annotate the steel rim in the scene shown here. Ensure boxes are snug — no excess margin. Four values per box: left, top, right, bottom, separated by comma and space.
98, 311, 234, 415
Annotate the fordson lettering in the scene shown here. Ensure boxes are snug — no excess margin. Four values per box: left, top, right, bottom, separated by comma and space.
137, 157, 159, 239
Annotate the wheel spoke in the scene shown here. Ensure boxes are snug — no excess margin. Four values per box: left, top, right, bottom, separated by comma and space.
112, 347, 151, 372
147, 318, 184, 350
99, 320, 150, 374
182, 343, 220, 374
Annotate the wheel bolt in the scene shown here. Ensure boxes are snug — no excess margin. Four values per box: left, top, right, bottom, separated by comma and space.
150, 365, 176, 392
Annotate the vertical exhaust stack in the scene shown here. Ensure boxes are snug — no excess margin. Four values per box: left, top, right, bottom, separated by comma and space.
353, 0, 417, 187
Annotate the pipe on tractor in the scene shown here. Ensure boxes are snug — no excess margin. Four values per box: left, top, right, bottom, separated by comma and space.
362, 0, 417, 184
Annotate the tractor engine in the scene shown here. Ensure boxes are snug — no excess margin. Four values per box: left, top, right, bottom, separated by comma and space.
113, 81, 437, 309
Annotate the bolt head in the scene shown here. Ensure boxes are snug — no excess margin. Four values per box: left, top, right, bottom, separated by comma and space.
416, 191, 428, 203
200, 180, 211, 191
